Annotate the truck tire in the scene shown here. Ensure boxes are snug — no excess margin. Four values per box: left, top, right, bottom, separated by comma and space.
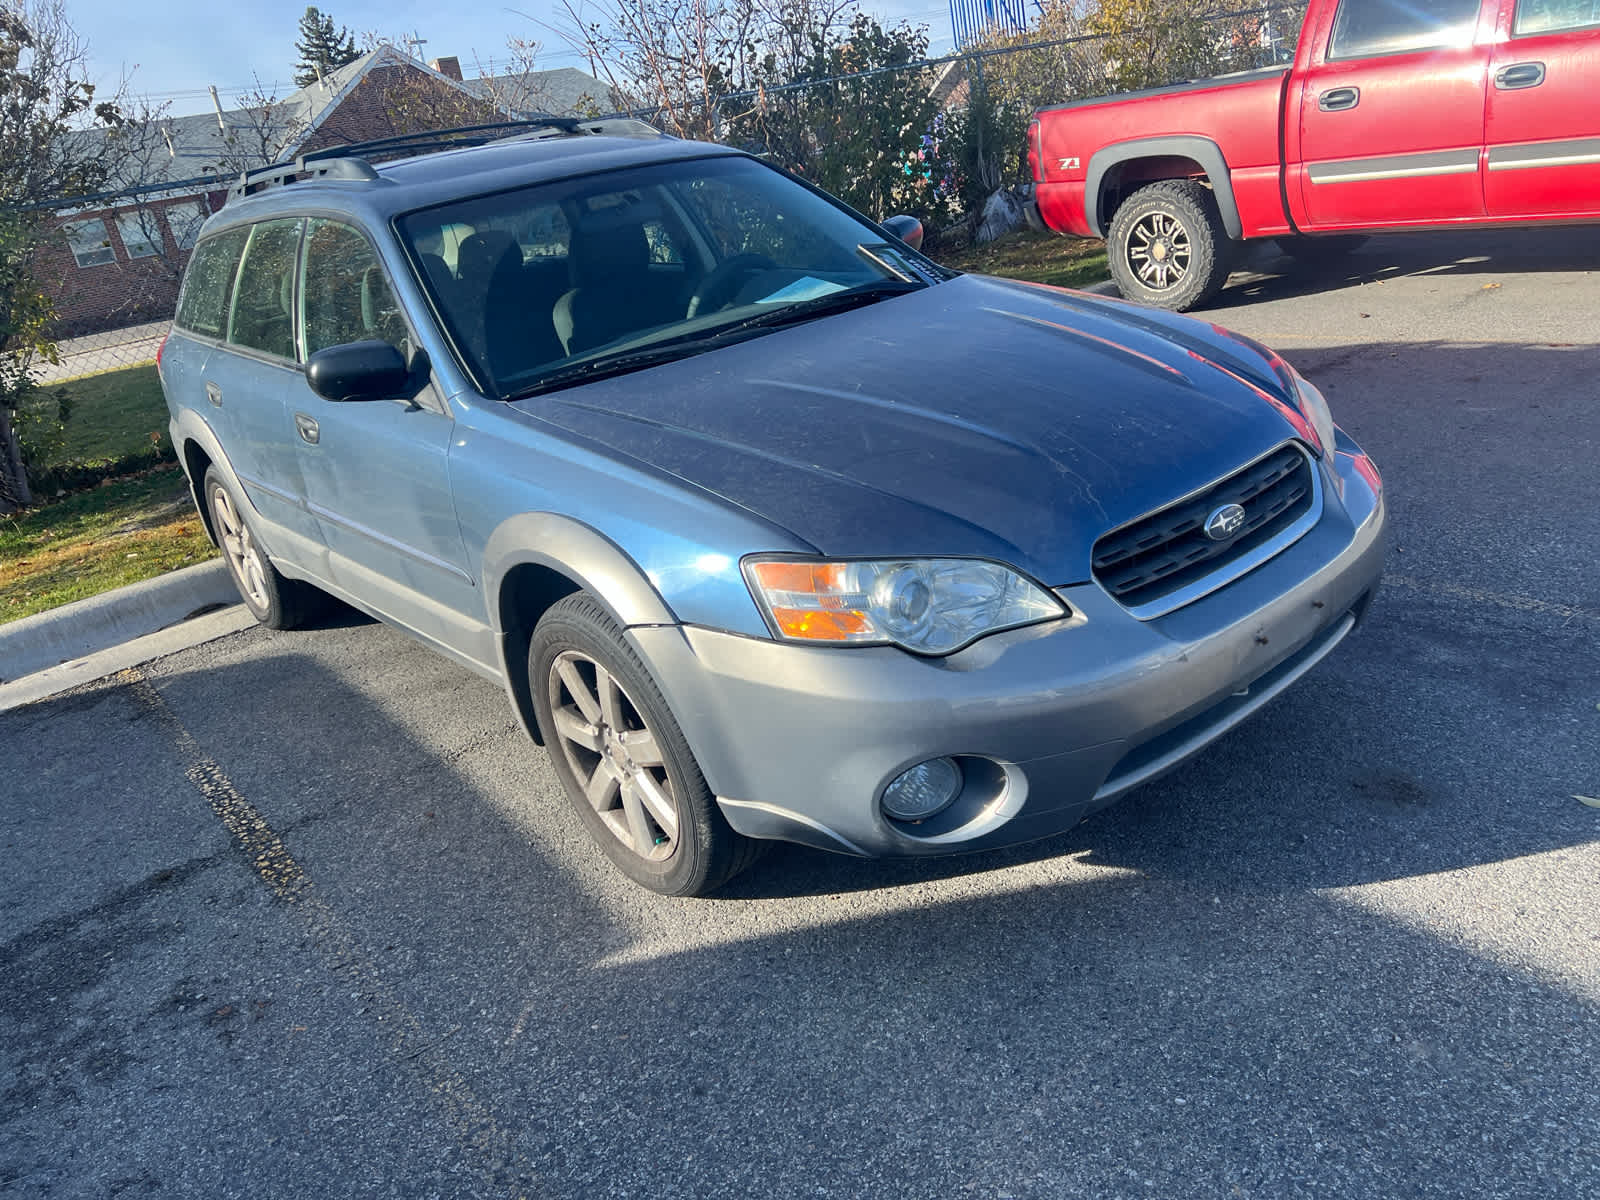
1274, 234, 1369, 263
1107, 180, 1236, 311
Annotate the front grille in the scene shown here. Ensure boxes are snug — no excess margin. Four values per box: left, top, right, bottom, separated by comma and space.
1092, 445, 1315, 611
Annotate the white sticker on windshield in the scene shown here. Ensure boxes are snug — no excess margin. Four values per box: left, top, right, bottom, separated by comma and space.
758, 277, 848, 304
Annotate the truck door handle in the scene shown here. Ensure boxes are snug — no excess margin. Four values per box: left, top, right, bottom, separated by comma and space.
1318, 87, 1360, 112
1495, 62, 1545, 90
204, 380, 223, 407
294, 413, 320, 445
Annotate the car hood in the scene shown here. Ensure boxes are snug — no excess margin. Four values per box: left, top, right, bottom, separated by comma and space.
513, 274, 1306, 585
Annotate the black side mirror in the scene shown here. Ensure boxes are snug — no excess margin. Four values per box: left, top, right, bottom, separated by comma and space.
305, 340, 421, 402
882, 215, 924, 252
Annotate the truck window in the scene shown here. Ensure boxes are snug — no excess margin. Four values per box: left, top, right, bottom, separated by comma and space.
1513, 0, 1600, 33
1328, 0, 1482, 59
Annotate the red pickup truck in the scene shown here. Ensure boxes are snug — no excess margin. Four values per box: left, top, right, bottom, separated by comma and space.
1028, 0, 1600, 310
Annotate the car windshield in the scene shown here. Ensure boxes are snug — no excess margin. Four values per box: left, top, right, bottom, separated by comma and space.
396, 154, 937, 399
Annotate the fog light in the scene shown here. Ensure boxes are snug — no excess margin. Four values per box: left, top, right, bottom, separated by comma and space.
881, 757, 962, 822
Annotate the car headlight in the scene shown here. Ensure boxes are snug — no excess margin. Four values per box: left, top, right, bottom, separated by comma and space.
1289, 366, 1337, 458
743, 557, 1068, 655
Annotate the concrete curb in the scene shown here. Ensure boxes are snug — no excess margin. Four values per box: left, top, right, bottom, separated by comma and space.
0, 559, 243, 684
0, 604, 257, 711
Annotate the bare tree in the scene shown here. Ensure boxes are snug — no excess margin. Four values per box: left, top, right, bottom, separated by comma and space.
209, 78, 309, 177
0, 0, 148, 510
553, 0, 859, 137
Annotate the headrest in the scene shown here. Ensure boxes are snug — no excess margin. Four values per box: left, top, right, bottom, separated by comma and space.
418, 251, 453, 289
568, 206, 653, 283
456, 229, 521, 284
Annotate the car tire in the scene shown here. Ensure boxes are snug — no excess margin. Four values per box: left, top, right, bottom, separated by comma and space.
202, 467, 324, 630
529, 592, 761, 896
1107, 179, 1236, 312
1274, 234, 1369, 263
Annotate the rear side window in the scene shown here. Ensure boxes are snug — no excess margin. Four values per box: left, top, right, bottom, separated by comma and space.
175, 228, 248, 338
1328, 0, 1482, 59
1514, 0, 1600, 33
227, 219, 304, 360
300, 219, 407, 356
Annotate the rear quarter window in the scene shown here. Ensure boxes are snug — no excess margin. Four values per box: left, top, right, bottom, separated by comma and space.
174, 227, 248, 338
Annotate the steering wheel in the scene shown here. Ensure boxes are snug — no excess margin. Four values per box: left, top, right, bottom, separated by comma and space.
686, 254, 778, 318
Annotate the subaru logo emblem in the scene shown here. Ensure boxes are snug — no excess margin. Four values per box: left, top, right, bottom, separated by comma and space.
1205, 503, 1247, 541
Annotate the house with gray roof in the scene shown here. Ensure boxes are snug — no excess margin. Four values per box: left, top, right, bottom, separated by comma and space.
40, 47, 613, 337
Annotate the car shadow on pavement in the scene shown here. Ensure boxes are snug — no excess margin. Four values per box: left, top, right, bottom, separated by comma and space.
4, 625, 1594, 1198
1210, 225, 1600, 311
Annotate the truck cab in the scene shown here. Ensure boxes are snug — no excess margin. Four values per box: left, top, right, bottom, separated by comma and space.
1030, 0, 1600, 309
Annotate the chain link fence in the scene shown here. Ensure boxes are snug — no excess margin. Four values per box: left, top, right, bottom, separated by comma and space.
32, 320, 167, 384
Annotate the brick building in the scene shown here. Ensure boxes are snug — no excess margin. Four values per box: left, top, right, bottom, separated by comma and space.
38, 47, 611, 338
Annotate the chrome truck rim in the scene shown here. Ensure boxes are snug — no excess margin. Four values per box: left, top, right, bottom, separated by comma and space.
1128, 212, 1192, 291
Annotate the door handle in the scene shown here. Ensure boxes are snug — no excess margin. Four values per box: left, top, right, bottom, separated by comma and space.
203, 380, 223, 407
1495, 62, 1545, 90
1318, 86, 1360, 112
294, 413, 320, 445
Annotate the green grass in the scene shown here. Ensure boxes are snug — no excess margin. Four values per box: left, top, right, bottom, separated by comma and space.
937, 229, 1109, 290
47, 363, 169, 470
0, 466, 218, 626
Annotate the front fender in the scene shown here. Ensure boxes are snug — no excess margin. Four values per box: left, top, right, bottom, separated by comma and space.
481, 513, 678, 634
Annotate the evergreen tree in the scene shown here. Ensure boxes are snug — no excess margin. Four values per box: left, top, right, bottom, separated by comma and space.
293, 7, 360, 87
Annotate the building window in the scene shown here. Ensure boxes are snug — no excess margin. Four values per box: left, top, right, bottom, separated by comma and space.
115, 211, 162, 259
64, 218, 115, 268
167, 199, 209, 251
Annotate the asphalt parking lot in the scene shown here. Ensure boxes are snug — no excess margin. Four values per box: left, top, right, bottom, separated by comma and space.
4, 228, 1598, 1199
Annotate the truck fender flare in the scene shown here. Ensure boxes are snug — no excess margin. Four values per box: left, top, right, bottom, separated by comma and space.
1085, 136, 1243, 240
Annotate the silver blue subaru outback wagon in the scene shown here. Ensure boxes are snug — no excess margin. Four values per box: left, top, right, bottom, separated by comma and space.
159, 119, 1386, 895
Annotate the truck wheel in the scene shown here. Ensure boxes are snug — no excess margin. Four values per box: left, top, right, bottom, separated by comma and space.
1274, 234, 1369, 263
1107, 180, 1236, 311
530, 592, 761, 897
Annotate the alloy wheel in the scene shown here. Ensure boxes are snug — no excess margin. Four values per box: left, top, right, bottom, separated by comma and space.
547, 650, 679, 862
211, 484, 270, 611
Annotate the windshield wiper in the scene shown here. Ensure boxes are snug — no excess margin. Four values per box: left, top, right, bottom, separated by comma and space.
710, 278, 926, 336
509, 341, 718, 398
508, 279, 927, 399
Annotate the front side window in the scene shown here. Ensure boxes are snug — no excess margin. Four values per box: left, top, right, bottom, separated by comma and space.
398, 155, 935, 398
1328, 0, 1482, 58
115, 211, 162, 259
227, 219, 303, 360
1513, 0, 1600, 33
64, 217, 114, 268
175, 227, 249, 338
300, 218, 407, 357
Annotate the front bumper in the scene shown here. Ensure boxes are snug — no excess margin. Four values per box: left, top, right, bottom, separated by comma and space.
633, 440, 1386, 857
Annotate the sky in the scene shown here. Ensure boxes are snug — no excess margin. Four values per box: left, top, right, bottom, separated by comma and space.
68, 0, 960, 117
